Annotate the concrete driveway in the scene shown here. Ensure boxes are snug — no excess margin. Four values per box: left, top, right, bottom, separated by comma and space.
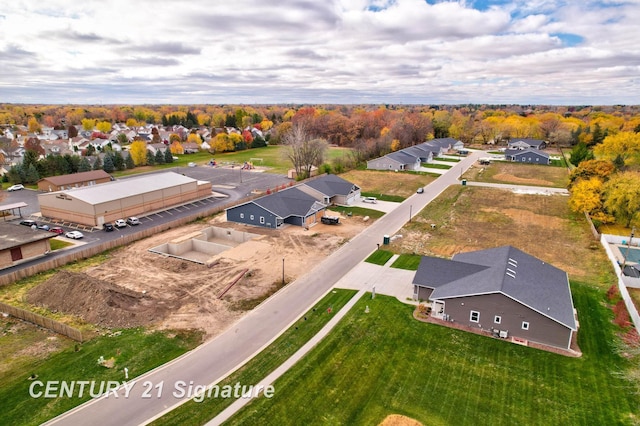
352, 197, 401, 213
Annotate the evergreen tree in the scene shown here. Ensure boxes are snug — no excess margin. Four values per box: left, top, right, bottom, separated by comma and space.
146, 150, 155, 166
93, 156, 103, 171
78, 157, 92, 172
103, 153, 115, 173
613, 154, 626, 171
26, 163, 39, 184
164, 147, 174, 163
155, 149, 165, 164
125, 153, 135, 169
113, 151, 125, 171
569, 142, 594, 166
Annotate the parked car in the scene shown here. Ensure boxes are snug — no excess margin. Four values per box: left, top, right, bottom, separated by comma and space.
188, 162, 197, 167
65, 230, 84, 239
7, 184, 24, 192
417, 187, 424, 194
103, 223, 114, 232
114, 219, 127, 228
19, 219, 37, 227
38, 224, 51, 231
362, 196, 378, 204
126, 217, 140, 226
49, 227, 64, 234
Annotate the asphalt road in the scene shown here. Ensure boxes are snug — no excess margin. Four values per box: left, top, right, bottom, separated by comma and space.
44, 152, 482, 426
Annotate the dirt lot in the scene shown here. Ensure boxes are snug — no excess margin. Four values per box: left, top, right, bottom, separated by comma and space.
27, 214, 369, 337
340, 170, 436, 198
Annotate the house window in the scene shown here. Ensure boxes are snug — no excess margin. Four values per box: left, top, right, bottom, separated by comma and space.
470, 311, 480, 323
240, 213, 244, 219
250, 215, 254, 221
494, 315, 501, 324
522, 321, 529, 330
260, 216, 265, 224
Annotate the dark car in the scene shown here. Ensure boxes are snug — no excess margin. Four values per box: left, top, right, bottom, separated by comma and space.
103, 223, 115, 232
20, 219, 37, 227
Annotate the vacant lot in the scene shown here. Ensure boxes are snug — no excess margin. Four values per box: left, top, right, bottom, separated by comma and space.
230, 289, 638, 425
390, 185, 613, 288
340, 170, 437, 198
463, 161, 569, 188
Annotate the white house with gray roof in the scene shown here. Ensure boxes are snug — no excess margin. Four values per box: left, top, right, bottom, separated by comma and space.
413, 246, 577, 350
367, 137, 463, 171
299, 174, 361, 205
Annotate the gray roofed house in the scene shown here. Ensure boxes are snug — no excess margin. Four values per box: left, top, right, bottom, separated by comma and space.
507, 138, 547, 150
367, 137, 463, 171
413, 246, 577, 350
226, 187, 327, 229
299, 174, 361, 205
504, 148, 550, 164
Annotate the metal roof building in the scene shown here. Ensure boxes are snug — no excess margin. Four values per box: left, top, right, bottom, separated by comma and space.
38, 172, 212, 227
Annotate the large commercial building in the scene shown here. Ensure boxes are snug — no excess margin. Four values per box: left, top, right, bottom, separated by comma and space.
38, 172, 212, 227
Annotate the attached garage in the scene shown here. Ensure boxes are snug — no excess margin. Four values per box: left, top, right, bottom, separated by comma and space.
38, 172, 212, 227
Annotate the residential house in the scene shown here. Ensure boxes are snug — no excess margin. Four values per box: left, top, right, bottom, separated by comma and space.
412, 245, 577, 350
504, 148, 550, 165
226, 187, 326, 229
367, 137, 463, 171
367, 150, 422, 171
507, 138, 547, 150
298, 174, 362, 206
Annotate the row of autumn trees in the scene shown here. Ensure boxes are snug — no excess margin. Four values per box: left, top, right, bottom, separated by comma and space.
568, 130, 640, 228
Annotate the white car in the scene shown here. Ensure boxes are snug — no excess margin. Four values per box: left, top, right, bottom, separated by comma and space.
65, 231, 84, 239
362, 196, 378, 204
126, 217, 140, 226
7, 184, 24, 191
114, 219, 127, 228
188, 162, 197, 167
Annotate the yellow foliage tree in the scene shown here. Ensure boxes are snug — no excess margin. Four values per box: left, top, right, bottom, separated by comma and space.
82, 118, 96, 131
27, 117, 41, 134
569, 177, 604, 214
260, 119, 273, 131
96, 121, 112, 133
170, 141, 184, 155
380, 126, 390, 137
229, 133, 243, 150
129, 141, 148, 166
390, 139, 401, 152
126, 118, 138, 128
594, 132, 640, 166
213, 134, 234, 152
187, 133, 202, 145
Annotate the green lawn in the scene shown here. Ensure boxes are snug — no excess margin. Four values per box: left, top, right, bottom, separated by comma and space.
421, 163, 453, 169
229, 285, 639, 425
433, 157, 461, 162
364, 249, 394, 266
2, 328, 202, 426
152, 289, 357, 426
328, 206, 385, 219
360, 192, 406, 202
49, 239, 73, 251
390, 253, 422, 270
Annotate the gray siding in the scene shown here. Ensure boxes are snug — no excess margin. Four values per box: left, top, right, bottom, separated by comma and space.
510, 152, 550, 164
226, 203, 280, 229
367, 157, 403, 171
438, 293, 572, 349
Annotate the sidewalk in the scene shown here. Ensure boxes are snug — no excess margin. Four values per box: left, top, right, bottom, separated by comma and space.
206, 288, 367, 425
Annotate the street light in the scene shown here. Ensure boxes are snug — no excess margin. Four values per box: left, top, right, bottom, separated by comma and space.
282, 258, 285, 285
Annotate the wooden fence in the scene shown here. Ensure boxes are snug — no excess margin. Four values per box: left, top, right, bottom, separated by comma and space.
0, 301, 84, 341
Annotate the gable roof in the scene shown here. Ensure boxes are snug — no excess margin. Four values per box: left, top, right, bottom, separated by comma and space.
387, 150, 421, 164
252, 187, 326, 218
505, 148, 550, 159
415, 246, 576, 329
303, 174, 360, 197
39, 170, 111, 186
509, 138, 546, 148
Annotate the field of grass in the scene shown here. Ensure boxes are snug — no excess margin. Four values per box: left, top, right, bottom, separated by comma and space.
230, 286, 639, 425
328, 206, 385, 219
390, 253, 421, 270
364, 249, 394, 266
421, 162, 452, 169
2, 327, 202, 426
360, 192, 405, 202
433, 157, 461, 162
340, 170, 437, 199
152, 289, 357, 426
49, 239, 73, 251
463, 161, 569, 188
394, 185, 615, 288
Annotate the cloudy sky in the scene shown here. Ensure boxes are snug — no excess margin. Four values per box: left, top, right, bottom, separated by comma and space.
1, 0, 638, 105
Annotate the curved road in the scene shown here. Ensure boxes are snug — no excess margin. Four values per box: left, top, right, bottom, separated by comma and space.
45, 152, 482, 426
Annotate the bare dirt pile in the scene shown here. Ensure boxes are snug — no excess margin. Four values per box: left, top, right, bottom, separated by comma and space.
27, 270, 179, 328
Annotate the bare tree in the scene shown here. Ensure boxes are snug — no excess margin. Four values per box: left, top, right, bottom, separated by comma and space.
283, 123, 328, 179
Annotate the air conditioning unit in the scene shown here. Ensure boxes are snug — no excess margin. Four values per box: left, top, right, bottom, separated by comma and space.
499, 330, 508, 339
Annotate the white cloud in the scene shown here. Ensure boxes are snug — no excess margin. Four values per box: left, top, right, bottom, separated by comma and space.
0, 0, 638, 104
